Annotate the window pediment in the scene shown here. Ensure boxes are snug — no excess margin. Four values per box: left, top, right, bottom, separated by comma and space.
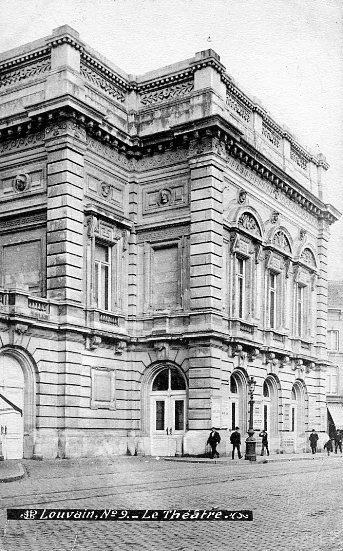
300, 248, 316, 269
238, 212, 262, 238
272, 230, 291, 255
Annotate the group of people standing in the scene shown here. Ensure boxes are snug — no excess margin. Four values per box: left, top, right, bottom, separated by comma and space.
206, 427, 269, 459
309, 428, 343, 456
207, 427, 343, 458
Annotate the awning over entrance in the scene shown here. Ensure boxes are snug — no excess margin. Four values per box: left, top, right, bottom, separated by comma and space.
327, 404, 343, 430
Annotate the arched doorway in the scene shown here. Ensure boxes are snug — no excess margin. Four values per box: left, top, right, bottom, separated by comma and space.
230, 370, 248, 433
290, 380, 308, 450
149, 365, 187, 456
0, 354, 24, 459
0, 348, 36, 459
262, 376, 280, 438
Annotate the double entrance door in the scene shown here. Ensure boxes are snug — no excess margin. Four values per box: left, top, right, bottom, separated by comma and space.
150, 366, 187, 457
0, 355, 24, 460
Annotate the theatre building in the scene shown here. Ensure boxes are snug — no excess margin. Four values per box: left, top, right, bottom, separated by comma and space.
0, 26, 339, 459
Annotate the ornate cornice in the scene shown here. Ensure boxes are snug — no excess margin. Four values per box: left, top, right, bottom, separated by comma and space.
0, 56, 51, 91
81, 60, 126, 103
139, 79, 194, 106
80, 51, 130, 91
0, 48, 50, 71
47, 36, 84, 52
0, 104, 338, 225
221, 75, 327, 169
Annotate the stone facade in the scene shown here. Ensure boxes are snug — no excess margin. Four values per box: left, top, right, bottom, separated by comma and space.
0, 25, 339, 460
327, 281, 343, 436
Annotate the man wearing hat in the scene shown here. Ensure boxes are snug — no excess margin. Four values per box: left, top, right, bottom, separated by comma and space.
230, 426, 242, 459
207, 427, 221, 458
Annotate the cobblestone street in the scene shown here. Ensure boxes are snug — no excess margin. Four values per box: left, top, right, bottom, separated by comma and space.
0, 455, 343, 551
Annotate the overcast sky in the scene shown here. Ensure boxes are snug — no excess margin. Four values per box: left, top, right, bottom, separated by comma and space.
1, 0, 342, 278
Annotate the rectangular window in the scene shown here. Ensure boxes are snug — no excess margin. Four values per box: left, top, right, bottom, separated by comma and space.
153, 245, 179, 309
328, 330, 339, 351
291, 407, 295, 432
94, 242, 111, 310
155, 400, 165, 431
326, 371, 338, 394
237, 257, 246, 318
3, 240, 42, 295
269, 273, 276, 328
174, 400, 185, 431
296, 285, 304, 337
264, 405, 268, 432
232, 402, 236, 430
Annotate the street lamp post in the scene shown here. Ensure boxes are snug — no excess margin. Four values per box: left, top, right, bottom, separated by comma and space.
245, 376, 257, 461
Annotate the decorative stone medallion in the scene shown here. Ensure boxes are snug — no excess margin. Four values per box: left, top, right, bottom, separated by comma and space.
13, 173, 30, 192
157, 188, 172, 206
238, 189, 247, 204
100, 181, 111, 198
270, 211, 280, 224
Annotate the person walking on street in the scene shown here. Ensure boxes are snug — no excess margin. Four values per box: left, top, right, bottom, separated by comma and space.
207, 428, 221, 459
230, 427, 242, 459
324, 438, 333, 456
259, 429, 269, 456
334, 430, 342, 454
309, 429, 319, 454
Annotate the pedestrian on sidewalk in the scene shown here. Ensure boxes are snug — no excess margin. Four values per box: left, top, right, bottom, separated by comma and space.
309, 429, 319, 454
324, 438, 333, 456
207, 427, 221, 459
259, 429, 269, 456
230, 427, 242, 459
334, 430, 342, 454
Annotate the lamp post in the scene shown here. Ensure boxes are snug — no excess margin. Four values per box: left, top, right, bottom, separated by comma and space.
245, 376, 257, 461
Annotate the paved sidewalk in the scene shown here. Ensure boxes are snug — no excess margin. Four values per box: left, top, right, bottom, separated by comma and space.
0, 450, 341, 483
165, 451, 343, 464
0, 460, 25, 483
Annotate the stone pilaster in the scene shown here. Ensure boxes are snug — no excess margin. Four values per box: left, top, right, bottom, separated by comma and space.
184, 340, 223, 455
316, 219, 330, 356
189, 154, 224, 316
45, 123, 85, 303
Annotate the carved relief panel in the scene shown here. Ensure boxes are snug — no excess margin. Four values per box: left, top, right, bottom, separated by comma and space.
85, 165, 125, 211
0, 164, 45, 201
141, 177, 189, 217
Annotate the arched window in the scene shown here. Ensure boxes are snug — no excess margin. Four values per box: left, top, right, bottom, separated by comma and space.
262, 377, 279, 436
291, 381, 308, 436
152, 368, 186, 392
230, 377, 238, 394
230, 372, 248, 432
263, 381, 270, 398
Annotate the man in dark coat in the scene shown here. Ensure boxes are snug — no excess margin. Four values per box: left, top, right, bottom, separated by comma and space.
207, 428, 221, 458
230, 426, 242, 459
259, 430, 270, 456
334, 430, 342, 454
309, 429, 319, 454
324, 438, 333, 456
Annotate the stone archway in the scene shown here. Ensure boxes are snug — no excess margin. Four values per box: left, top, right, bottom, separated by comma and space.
263, 375, 281, 437
141, 361, 188, 456
291, 379, 309, 452
0, 347, 37, 459
230, 369, 248, 434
